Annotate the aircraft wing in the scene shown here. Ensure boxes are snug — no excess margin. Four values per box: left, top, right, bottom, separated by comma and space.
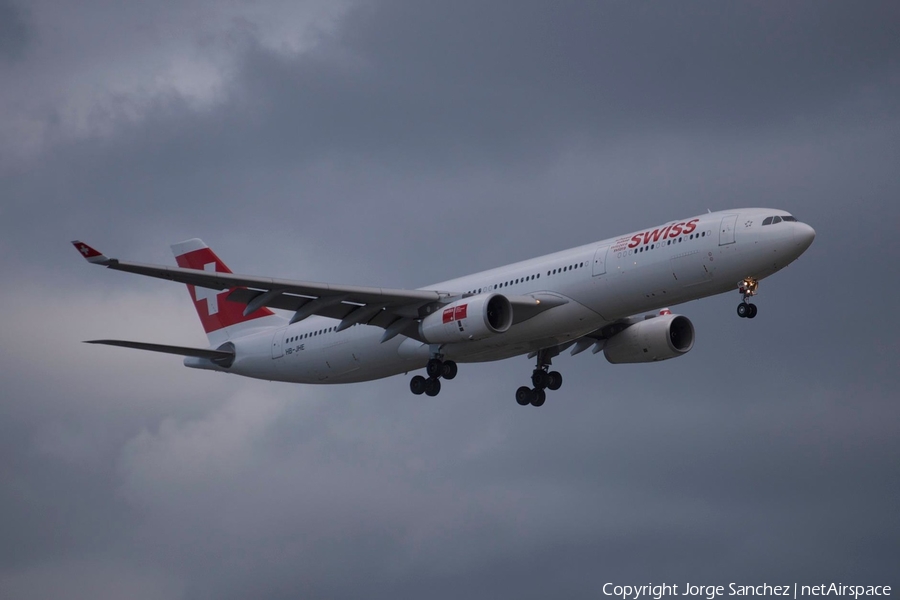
72, 241, 561, 340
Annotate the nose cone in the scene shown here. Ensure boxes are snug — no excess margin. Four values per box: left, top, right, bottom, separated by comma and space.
794, 223, 816, 253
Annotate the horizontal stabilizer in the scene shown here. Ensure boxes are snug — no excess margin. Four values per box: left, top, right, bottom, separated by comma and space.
84, 339, 235, 367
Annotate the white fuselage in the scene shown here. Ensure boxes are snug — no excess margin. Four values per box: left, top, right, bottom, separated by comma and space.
192, 208, 815, 384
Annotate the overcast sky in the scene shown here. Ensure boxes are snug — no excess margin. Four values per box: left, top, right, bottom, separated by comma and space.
1, 1, 899, 598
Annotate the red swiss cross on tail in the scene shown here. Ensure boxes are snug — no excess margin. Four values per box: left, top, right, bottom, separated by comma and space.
170, 239, 274, 335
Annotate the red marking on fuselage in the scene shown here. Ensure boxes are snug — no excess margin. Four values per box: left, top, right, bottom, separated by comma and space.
627, 219, 700, 249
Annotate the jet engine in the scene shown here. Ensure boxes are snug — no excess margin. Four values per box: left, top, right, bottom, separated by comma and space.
419, 294, 513, 343
603, 314, 694, 364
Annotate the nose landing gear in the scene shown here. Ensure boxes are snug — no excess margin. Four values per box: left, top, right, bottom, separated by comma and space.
410, 355, 457, 397
737, 277, 759, 319
516, 348, 563, 407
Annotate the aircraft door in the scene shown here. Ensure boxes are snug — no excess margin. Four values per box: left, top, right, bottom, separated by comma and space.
592, 245, 609, 276
271, 328, 285, 359
719, 214, 738, 246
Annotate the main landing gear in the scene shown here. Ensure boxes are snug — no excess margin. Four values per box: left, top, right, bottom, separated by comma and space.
516, 349, 563, 408
737, 277, 759, 319
409, 355, 457, 397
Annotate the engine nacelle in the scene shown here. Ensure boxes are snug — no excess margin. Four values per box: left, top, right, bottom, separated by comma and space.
604, 314, 695, 364
419, 294, 513, 343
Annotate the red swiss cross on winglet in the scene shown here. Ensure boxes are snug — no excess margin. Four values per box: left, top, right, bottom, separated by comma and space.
71, 241, 110, 264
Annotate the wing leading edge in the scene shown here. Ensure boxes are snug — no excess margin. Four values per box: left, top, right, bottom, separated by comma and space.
84, 340, 235, 367
72, 241, 564, 341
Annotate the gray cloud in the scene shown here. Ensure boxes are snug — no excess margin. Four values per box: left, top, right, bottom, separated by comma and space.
0, 1, 30, 61
1, 1, 898, 599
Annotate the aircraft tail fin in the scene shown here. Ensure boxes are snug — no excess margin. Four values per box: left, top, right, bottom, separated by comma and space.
170, 238, 285, 345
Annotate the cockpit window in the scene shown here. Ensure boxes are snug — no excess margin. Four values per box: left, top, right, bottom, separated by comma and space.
782, 215, 797, 222
773, 216, 783, 224
762, 216, 774, 226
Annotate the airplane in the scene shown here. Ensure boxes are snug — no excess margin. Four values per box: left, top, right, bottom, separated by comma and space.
73, 208, 815, 407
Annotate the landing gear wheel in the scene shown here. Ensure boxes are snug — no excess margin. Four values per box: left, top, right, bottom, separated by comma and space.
737, 278, 759, 319
522, 348, 561, 403
516, 386, 533, 406
410, 375, 427, 395
531, 369, 550, 390
424, 377, 441, 397
426, 358, 443, 379
441, 360, 458, 380
547, 371, 563, 391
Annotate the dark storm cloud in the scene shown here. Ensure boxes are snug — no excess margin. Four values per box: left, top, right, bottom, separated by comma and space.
333, 1, 900, 137
1, 2, 899, 599
5, 1, 898, 274
241, 1, 894, 163
0, 1, 30, 61
225, 0, 900, 166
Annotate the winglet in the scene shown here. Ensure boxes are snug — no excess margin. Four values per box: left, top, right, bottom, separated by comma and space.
71, 241, 111, 265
